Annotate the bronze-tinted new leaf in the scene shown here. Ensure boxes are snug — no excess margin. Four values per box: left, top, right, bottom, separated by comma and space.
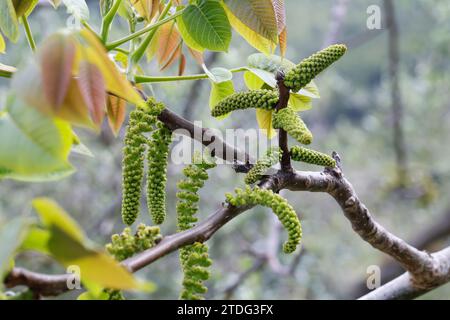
178, 53, 186, 76
106, 94, 126, 136
39, 33, 76, 109
157, 21, 182, 70
77, 61, 107, 126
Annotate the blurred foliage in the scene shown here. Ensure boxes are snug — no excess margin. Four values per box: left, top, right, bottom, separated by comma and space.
1, 0, 450, 299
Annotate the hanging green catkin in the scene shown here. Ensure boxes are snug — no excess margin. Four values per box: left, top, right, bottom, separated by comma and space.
104, 223, 161, 300
121, 108, 156, 226
272, 107, 313, 145
245, 147, 282, 185
121, 98, 166, 226
177, 152, 216, 300
290, 146, 336, 168
211, 89, 279, 117
146, 121, 172, 225
225, 186, 302, 253
284, 44, 347, 92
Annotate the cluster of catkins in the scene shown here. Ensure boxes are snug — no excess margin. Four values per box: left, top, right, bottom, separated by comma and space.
104, 223, 161, 300
176, 152, 216, 300
121, 98, 172, 226
106, 223, 162, 261
210, 44, 345, 169
226, 186, 302, 253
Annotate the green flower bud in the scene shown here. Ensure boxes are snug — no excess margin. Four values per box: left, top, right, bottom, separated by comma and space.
211, 89, 279, 117
225, 186, 302, 254
290, 146, 336, 167
273, 107, 313, 145
245, 147, 282, 185
284, 44, 347, 92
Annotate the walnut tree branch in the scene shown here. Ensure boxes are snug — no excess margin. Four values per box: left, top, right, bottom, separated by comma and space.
275, 71, 292, 172
5, 156, 450, 299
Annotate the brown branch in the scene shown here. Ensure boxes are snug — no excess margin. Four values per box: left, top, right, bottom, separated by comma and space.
283, 161, 432, 277
275, 72, 292, 172
4, 268, 71, 297
359, 247, 450, 300
135, 88, 256, 170
350, 208, 450, 298
5, 156, 450, 299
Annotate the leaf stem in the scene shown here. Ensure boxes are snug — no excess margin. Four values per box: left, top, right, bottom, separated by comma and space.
106, 9, 184, 51
135, 67, 247, 83
131, 0, 173, 64
21, 16, 36, 52
101, 0, 123, 43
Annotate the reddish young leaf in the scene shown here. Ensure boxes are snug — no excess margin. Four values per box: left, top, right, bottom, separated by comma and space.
271, 0, 287, 56
279, 27, 287, 57
157, 21, 182, 70
39, 33, 76, 109
178, 53, 186, 76
106, 94, 126, 136
160, 43, 182, 71
77, 61, 107, 126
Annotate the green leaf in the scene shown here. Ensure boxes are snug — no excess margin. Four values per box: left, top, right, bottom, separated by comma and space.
12, 0, 39, 18
62, 0, 89, 21
298, 81, 320, 98
209, 79, 234, 120
288, 93, 312, 112
256, 108, 276, 138
247, 52, 295, 73
176, 13, 204, 52
32, 198, 86, 242
0, 33, 5, 53
31, 198, 155, 292
204, 66, 232, 83
243, 70, 265, 90
180, 0, 231, 52
0, 97, 75, 181
0, 0, 19, 42
71, 136, 94, 158
223, 0, 278, 42
0, 217, 30, 280
222, 0, 277, 54
245, 67, 277, 87
20, 227, 51, 255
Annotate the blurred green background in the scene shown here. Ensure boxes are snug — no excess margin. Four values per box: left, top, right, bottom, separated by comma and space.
1, 0, 450, 299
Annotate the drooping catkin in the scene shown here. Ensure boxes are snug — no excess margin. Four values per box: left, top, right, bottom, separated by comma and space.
245, 147, 282, 185
290, 146, 336, 168
146, 121, 172, 225
284, 44, 347, 92
176, 152, 216, 300
272, 107, 313, 145
211, 89, 279, 117
121, 109, 155, 226
225, 186, 302, 253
